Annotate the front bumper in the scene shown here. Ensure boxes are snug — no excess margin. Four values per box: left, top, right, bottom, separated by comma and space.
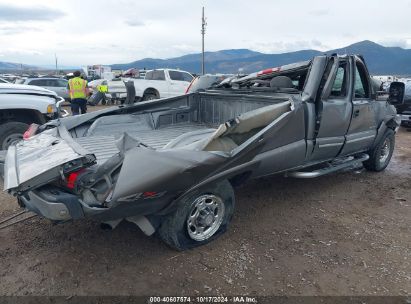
0, 150, 5, 182
399, 114, 411, 126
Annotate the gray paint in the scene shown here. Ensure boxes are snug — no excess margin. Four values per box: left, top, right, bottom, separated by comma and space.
1, 54, 399, 232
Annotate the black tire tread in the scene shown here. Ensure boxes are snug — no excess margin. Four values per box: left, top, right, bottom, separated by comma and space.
363, 129, 395, 172
158, 180, 235, 251
0, 121, 29, 150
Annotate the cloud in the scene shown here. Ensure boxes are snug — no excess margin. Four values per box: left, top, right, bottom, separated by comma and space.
309, 9, 330, 16
0, 4, 65, 21
251, 40, 329, 54
125, 20, 145, 27
0, 25, 41, 35
378, 39, 411, 49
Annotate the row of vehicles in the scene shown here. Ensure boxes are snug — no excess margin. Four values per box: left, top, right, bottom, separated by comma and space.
9, 69, 194, 104
0, 69, 193, 149
0, 54, 401, 250
89, 68, 194, 103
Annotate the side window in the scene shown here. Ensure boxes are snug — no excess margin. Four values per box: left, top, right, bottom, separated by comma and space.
152, 70, 165, 80
169, 71, 194, 82
46, 80, 58, 87
181, 72, 193, 82
169, 71, 184, 81
145, 71, 153, 80
330, 62, 348, 97
354, 62, 370, 99
57, 80, 68, 87
28, 79, 47, 86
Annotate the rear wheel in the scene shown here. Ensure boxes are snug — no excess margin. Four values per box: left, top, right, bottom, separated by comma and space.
0, 122, 29, 150
158, 180, 235, 250
142, 92, 158, 101
363, 129, 395, 172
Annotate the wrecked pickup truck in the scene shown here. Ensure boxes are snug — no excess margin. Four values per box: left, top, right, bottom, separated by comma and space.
0, 54, 399, 250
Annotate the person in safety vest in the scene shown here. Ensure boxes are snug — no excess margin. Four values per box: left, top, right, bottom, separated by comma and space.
97, 82, 108, 93
68, 70, 89, 115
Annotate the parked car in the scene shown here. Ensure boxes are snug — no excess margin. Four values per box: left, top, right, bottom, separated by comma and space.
18, 77, 69, 100
388, 80, 411, 127
130, 68, 194, 101
0, 54, 399, 250
0, 84, 66, 150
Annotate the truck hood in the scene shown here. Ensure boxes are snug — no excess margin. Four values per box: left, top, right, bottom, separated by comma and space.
0, 83, 58, 97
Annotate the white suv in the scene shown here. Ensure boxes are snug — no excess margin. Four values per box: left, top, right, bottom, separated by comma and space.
17, 77, 69, 99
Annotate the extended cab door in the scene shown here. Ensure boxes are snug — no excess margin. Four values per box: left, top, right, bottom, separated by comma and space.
168, 70, 193, 97
145, 70, 169, 98
309, 56, 353, 161
340, 57, 377, 155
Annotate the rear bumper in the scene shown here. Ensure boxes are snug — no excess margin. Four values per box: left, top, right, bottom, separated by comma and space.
18, 188, 85, 221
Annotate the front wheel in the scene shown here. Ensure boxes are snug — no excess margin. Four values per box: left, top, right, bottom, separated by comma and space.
158, 180, 235, 250
363, 129, 395, 172
0, 122, 29, 150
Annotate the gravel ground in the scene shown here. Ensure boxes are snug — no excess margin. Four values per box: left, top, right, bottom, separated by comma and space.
0, 121, 410, 296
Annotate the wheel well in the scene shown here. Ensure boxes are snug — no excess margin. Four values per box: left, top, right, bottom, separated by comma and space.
228, 171, 252, 187
386, 118, 399, 130
0, 109, 45, 125
143, 88, 160, 98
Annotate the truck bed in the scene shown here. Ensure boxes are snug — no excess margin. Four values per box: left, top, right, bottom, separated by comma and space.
75, 123, 214, 164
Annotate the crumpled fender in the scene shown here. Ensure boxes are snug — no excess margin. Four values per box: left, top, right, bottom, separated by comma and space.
110, 145, 226, 206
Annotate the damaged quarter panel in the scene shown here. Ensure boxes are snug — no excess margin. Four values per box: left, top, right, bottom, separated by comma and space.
110, 147, 226, 206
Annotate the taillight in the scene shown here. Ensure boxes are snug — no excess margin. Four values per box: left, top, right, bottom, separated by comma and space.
65, 169, 85, 189
256, 67, 281, 76
23, 124, 39, 140
185, 77, 197, 94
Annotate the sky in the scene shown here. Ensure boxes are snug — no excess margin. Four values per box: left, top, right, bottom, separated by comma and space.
0, 0, 410, 67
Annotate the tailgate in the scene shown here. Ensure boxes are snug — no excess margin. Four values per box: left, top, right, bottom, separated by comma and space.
3, 125, 95, 193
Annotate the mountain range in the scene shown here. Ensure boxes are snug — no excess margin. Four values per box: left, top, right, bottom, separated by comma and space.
111, 40, 411, 75
1, 40, 411, 75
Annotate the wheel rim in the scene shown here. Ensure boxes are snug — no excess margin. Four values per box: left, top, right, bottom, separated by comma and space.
187, 194, 225, 241
2, 133, 23, 150
379, 138, 391, 164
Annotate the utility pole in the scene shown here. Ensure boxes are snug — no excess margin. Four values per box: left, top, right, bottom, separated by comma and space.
201, 6, 207, 75
55, 54, 58, 76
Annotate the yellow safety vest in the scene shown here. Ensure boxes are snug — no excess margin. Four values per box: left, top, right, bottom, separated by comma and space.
68, 77, 88, 99
97, 84, 108, 93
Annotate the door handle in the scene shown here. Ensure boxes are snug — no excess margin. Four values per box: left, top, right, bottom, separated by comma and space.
353, 109, 360, 117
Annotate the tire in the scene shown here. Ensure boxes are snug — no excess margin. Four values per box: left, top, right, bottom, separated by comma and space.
363, 129, 395, 172
0, 122, 29, 150
158, 180, 235, 251
142, 93, 157, 101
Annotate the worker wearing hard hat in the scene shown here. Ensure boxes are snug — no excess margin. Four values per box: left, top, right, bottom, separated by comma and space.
68, 70, 89, 115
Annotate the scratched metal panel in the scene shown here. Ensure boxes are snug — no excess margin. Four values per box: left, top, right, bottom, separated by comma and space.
75, 124, 211, 164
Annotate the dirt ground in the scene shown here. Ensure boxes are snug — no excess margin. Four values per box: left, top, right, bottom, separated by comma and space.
0, 121, 410, 296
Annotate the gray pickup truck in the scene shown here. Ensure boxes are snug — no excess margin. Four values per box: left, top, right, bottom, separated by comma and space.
0, 54, 399, 250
